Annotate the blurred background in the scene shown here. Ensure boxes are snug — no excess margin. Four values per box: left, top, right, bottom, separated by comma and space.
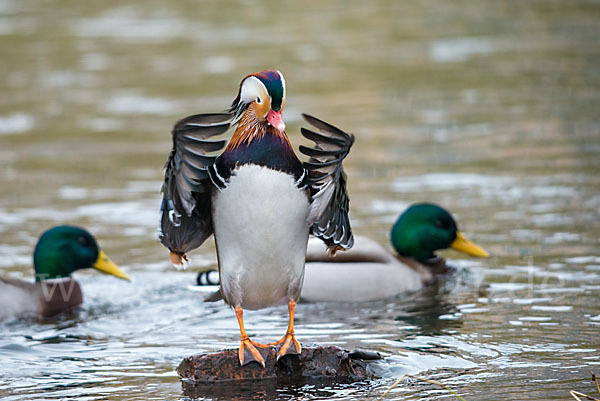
0, 0, 599, 400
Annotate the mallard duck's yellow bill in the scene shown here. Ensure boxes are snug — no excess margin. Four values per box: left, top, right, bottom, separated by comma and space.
93, 250, 131, 281
450, 232, 489, 258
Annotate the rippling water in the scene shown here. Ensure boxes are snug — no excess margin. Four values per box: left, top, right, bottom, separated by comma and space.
1, 0, 599, 400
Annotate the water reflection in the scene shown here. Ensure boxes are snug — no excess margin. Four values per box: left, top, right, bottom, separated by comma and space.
394, 292, 464, 336
181, 379, 370, 401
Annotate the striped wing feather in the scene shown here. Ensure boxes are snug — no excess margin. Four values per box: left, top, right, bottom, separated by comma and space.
159, 113, 231, 257
300, 113, 355, 253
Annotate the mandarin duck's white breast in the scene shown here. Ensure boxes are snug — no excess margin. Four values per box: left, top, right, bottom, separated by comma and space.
212, 164, 310, 310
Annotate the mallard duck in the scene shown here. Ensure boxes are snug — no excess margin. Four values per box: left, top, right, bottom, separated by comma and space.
159, 70, 354, 367
301, 203, 488, 302
0, 225, 130, 319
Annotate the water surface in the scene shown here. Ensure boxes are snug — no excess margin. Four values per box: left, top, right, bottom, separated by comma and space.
1, 0, 599, 399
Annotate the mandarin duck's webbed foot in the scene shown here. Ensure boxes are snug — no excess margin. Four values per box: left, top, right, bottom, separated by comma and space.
235, 306, 271, 367
239, 336, 271, 367
272, 331, 302, 360
268, 299, 302, 360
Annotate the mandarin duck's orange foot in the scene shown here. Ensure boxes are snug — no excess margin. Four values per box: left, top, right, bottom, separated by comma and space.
234, 306, 272, 367
238, 336, 271, 367
271, 332, 302, 360
269, 299, 302, 360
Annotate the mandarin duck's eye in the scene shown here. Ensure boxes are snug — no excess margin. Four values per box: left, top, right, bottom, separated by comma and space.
256, 97, 262, 104
78, 236, 90, 246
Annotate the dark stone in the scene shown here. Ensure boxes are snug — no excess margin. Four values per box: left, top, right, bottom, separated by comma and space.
177, 345, 381, 385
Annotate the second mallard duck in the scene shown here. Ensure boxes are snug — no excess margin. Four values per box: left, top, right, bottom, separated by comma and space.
301, 203, 488, 302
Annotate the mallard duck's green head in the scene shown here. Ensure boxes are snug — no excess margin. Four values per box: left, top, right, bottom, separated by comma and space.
390, 203, 488, 261
33, 226, 130, 282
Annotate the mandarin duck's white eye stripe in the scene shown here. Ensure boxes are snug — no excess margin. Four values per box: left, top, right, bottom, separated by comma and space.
228, 75, 270, 124
239, 76, 268, 106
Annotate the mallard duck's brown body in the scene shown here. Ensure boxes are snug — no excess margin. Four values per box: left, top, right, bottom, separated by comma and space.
0, 277, 82, 318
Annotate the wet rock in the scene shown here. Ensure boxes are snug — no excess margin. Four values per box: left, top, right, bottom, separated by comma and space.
177, 345, 381, 384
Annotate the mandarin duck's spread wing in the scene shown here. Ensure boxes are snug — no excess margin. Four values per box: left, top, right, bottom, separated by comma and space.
159, 113, 232, 264
300, 114, 355, 254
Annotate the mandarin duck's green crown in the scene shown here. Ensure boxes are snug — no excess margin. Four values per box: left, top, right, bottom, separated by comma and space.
33, 226, 100, 282
390, 203, 458, 261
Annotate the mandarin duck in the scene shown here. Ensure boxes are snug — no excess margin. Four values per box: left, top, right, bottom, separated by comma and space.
159, 70, 354, 367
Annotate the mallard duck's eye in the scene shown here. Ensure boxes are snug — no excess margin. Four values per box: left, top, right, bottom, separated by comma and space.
256, 97, 262, 104
78, 236, 90, 246
435, 220, 444, 228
